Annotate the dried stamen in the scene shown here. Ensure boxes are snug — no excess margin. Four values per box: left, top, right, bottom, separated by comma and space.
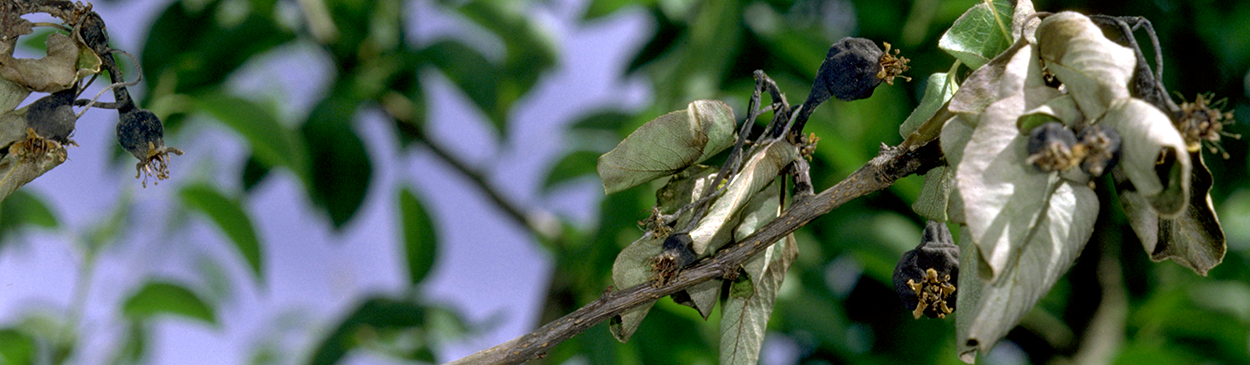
906, 268, 957, 319
1178, 93, 1238, 158
877, 42, 912, 85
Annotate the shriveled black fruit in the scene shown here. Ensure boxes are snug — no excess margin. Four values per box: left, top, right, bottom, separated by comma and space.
810, 37, 884, 105
116, 107, 162, 159
1076, 124, 1121, 177
25, 86, 78, 144
893, 220, 960, 319
1025, 122, 1079, 172
116, 105, 182, 186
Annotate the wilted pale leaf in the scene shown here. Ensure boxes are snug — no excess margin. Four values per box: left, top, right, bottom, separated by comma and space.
947, 41, 1030, 119
900, 72, 958, 138
1035, 12, 1135, 119
0, 33, 80, 93
1117, 152, 1225, 275
957, 93, 1052, 281
1099, 98, 1191, 216
676, 180, 781, 320
1011, 0, 1039, 42
598, 100, 736, 194
609, 232, 664, 342
955, 179, 1098, 362
720, 234, 796, 365
954, 46, 1075, 281
688, 141, 797, 255
938, 0, 1015, 70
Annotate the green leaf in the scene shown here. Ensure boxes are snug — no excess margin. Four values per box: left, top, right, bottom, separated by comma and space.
301, 95, 372, 229
543, 150, 602, 192
309, 297, 426, 365
399, 187, 438, 285
900, 72, 958, 138
598, 100, 736, 194
938, 0, 1015, 70
109, 323, 147, 365
1035, 12, 1136, 119
241, 155, 270, 192
458, 2, 556, 99
180, 183, 264, 281
0, 328, 36, 364
583, 0, 658, 20
142, 0, 294, 94
0, 190, 58, 232
1117, 151, 1224, 275
421, 40, 505, 135
122, 281, 217, 325
193, 93, 308, 183
18, 28, 57, 53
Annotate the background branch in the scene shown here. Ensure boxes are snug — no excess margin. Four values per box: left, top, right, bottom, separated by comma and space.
447, 139, 943, 365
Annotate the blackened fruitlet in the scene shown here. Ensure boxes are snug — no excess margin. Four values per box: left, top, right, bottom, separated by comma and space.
1025, 122, 1078, 172
116, 105, 183, 186
1076, 124, 1121, 177
116, 107, 163, 160
810, 37, 884, 105
892, 220, 960, 319
25, 86, 78, 144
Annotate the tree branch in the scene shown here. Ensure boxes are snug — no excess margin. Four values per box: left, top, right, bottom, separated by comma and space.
446, 139, 942, 365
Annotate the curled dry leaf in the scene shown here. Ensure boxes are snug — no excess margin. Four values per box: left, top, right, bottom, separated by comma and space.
688, 140, 797, 256
1116, 151, 1225, 275
0, 33, 80, 93
1035, 12, 1136, 119
1099, 98, 1191, 217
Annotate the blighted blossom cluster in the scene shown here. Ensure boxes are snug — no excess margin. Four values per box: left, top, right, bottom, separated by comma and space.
0, 0, 180, 199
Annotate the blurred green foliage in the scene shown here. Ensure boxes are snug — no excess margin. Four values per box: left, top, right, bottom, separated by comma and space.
0, 0, 1247, 364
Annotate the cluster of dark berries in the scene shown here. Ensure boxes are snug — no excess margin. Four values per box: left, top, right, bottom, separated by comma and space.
893, 221, 960, 319
1025, 122, 1121, 177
